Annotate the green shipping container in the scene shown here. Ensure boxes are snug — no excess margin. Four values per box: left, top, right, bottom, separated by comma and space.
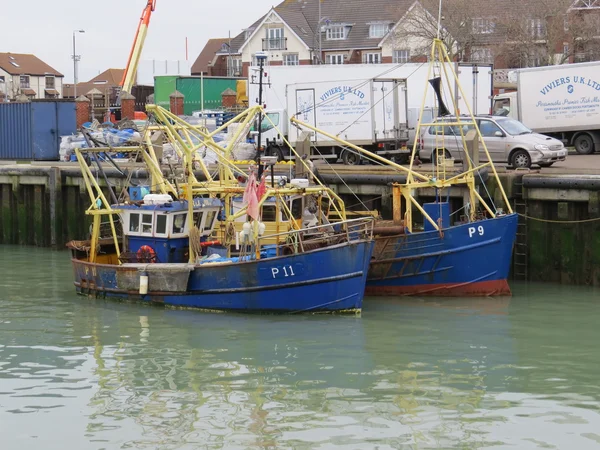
153, 76, 178, 110
175, 77, 241, 115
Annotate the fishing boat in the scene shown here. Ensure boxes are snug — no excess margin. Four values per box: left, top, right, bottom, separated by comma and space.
290, 37, 518, 297
66, 105, 375, 313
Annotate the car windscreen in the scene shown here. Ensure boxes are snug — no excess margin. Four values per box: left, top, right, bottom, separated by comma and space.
495, 118, 531, 136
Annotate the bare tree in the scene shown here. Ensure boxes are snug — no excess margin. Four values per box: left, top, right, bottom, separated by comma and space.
388, 0, 478, 61
494, 0, 600, 67
0, 79, 22, 101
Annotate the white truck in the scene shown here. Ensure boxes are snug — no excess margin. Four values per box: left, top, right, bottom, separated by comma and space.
249, 63, 493, 164
493, 61, 600, 154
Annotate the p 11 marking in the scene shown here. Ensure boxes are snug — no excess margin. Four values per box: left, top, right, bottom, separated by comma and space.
271, 265, 296, 278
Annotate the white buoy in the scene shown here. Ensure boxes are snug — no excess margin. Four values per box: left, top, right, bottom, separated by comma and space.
258, 222, 266, 236
235, 231, 240, 250
139, 271, 149, 295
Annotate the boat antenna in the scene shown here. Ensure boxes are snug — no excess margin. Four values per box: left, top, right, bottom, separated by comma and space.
436, 0, 443, 39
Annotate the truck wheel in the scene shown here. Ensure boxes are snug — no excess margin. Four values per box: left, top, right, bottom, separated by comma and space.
574, 134, 594, 155
265, 146, 284, 162
342, 151, 360, 165
511, 149, 531, 169
431, 149, 451, 165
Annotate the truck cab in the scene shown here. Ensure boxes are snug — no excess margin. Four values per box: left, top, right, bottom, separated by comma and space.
492, 92, 518, 120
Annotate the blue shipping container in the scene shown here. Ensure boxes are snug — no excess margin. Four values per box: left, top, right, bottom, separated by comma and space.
0, 100, 76, 160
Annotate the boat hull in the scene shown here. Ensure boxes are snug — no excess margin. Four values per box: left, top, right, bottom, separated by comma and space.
71, 240, 374, 313
366, 214, 518, 297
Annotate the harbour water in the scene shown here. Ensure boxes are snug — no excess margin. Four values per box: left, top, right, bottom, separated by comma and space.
1, 246, 599, 449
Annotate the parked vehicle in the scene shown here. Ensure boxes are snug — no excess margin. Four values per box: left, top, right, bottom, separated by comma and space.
493, 61, 600, 154
249, 63, 493, 163
419, 115, 567, 168
258, 78, 410, 164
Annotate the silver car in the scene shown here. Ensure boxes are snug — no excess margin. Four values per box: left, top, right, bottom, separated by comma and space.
419, 115, 567, 168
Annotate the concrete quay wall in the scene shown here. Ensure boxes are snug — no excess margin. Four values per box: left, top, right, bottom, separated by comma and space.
1, 163, 600, 287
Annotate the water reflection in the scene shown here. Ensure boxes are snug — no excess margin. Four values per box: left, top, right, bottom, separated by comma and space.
1, 247, 600, 449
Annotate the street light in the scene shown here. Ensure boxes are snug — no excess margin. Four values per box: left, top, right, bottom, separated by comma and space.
72, 29, 85, 98
255, 51, 268, 179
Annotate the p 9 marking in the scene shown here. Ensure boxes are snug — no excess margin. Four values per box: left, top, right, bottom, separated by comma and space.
468, 225, 485, 238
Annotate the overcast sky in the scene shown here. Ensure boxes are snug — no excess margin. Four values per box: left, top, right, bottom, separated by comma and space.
0, 0, 277, 82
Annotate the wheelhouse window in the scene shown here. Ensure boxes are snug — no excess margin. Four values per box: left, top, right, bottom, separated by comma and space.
172, 213, 187, 234
291, 198, 303, 220
141, 214, 153, 234
262, 205, 277, 222
204, 210, 217, 231
156, 214, 167, 235
129, 213, 140, 232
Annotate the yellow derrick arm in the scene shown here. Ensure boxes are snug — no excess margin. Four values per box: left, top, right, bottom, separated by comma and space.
74, 148, 123, 263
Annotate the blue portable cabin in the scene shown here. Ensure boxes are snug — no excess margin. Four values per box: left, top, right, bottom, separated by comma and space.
118, 196, 222, 263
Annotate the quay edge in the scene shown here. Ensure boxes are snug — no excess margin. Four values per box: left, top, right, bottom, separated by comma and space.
2, 163, 600, 287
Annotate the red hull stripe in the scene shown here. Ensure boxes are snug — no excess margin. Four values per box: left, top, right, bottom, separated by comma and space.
365, 279, 512, 297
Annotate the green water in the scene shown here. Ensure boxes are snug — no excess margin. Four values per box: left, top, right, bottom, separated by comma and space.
1, 246, 600, 449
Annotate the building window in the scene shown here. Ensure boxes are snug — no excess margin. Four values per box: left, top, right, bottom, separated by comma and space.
369, 23, 389, 38
326, 54, 344, 64
528, 18, 545, 39
20, 75, 30, 88
393, 49, 410, 63
363, 52, 381, 64
283, 53, 299, 65
472, 18, 495, 34
45, 76, 55, 89
265, 28, 286, 50
227, 57, 242, 76
471, 47, 493, 63
326, 25, 347, 40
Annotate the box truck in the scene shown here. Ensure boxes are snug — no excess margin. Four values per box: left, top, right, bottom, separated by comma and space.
249, 63, 493, 163
493, 61, 600, 154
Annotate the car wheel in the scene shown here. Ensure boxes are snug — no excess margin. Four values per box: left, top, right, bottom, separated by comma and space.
574, 134, 594, 155
431, 149, 451, 165
342, 150, 360, 165
538, 162, 554, 168
511, 149, 532, 169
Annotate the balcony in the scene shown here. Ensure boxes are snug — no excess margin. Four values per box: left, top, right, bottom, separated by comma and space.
262, 37, 287, 51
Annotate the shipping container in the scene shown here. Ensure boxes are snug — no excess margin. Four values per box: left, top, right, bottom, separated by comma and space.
154, 76, 244, 115
0, 100, 76, 160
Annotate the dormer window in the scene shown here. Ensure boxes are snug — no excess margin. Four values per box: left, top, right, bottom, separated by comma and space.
472, 18, 495, 34
326, 25, 347, 40
369, 23, 389, 38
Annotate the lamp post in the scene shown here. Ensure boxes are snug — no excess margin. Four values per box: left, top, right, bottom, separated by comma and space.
72, 29, 85, 98
255, 51, 268, 179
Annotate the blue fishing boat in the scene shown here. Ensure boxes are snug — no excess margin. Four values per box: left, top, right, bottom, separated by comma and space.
67, 104, 374, 313
290, 37, 518, 297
